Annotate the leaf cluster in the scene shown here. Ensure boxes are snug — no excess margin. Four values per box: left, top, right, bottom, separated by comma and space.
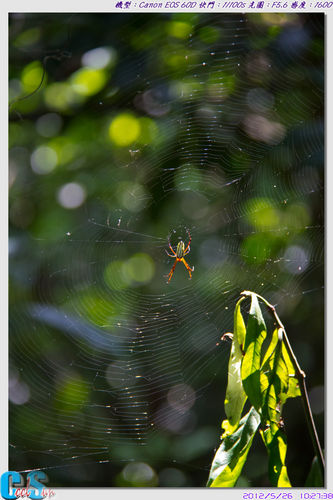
207, 291, 311, 488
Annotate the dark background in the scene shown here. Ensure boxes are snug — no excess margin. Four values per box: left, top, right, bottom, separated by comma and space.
9, 13, 324, 487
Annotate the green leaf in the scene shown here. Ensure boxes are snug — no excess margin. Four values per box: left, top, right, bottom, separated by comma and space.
207, 407, 261, 487
261, 327, 279, 369
281, 342, 301, 401
241, 293, 267, 411
209, 291, 303, 489
305, 456, 324, 487
224, 297, 247, 430
260, 425, 292, 487
258, 324, 294, 486
234, 296, 246, 349
260, 328, 289, 425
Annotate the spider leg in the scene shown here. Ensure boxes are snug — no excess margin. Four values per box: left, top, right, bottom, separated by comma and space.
165, 249, 176, 258
183, 231, 191, 253
181, 257, 194, 279
167, 259, 178, 282
168, 240, 177, 256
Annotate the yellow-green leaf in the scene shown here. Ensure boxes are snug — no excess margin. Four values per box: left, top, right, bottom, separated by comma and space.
260, 425, 292, 487
241, 293, 267, 411
207, 407, 261, 487
281, 342, 301, 400
224, 297, 247, 429
261, 327, 279, 369
261, 328, 289, 425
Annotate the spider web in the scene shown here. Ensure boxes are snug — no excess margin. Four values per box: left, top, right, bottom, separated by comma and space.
9, 13, 324, 487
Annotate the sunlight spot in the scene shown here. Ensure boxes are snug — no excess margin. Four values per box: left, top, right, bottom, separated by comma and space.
124, 253, 155, 284
57, 182, 86, 209
71, 67, 107, 96
30, 145, 57, 175
167, 383, 196, 412
282, 245, 309, 274
167, 21, 191, 39
116, 181, 148, 212
44, 82, 83, 111
36, 113, 63, 137
260, 13, 300, 25
245, 197, 280, 229
282, 203, 310, 229
82, 46, 116, 69
243, 114, 286, 145
109, 113, 141, 146
47, 136, 77, 166
154, 403, 194, 433
122, 462, 157, 486
9, 369, 30, 405
104, 260, 130, 290
21, 60, 44, 92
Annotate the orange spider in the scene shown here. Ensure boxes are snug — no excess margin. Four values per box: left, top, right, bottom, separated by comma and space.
165, 230, 194, 282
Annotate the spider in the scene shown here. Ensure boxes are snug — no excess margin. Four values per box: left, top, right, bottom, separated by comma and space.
165, 230, 194, 282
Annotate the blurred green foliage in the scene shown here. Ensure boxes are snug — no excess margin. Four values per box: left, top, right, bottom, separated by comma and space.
9, 13, 324, 487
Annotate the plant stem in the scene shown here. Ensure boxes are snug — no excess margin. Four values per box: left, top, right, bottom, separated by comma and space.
240, 291, 325, 479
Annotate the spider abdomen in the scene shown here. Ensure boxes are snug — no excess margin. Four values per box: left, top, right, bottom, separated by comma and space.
176, 241, 185, 259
